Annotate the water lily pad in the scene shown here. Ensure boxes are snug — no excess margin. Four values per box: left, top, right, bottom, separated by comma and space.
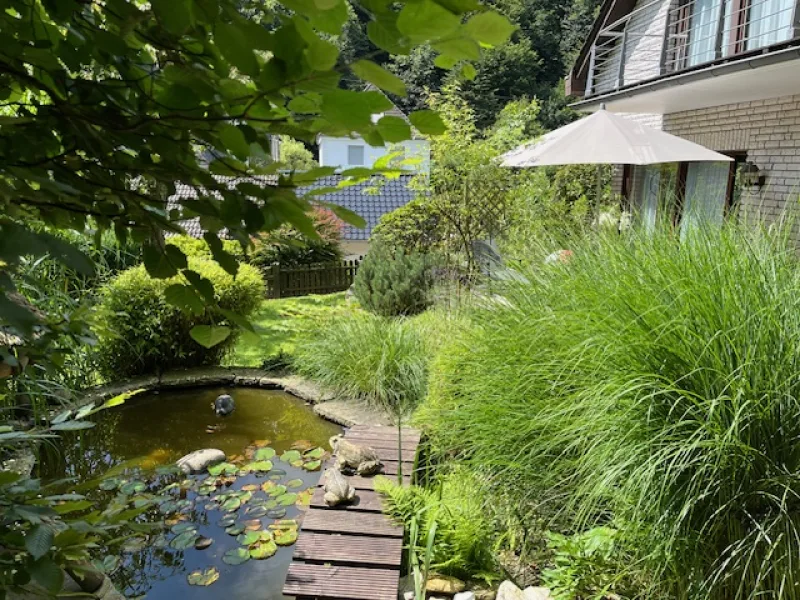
218, 514, 237, 527
252, 439, 271, 448
254, 447, 276, 461
170, 522, 196, 535
261, 481, 277, 493
304, 447, 325, 460
295, 488, 313, 506
197, 485, 216, 496
159, 500, 179, 514
267, 485, 287, 497
277, 493, 297, 506
237, 530, 261, 546
222, 548, 250, 565
194, 536, 213, 550
302, 460, 321, 472
207, 462, 236, 477
280, 450, 302, 464
204, 502, 220, 511
265, 498, 278, 509
249, 539, 278, 559
268, 472, 285, 481
241, 484, 259, 492
239, 491, 253, 504
152, 534, 168, 549
187, 567, 219, 586
292, 439, 315, 451
244, 519, 262, 531
273, 529, 297, 546
246, 506, 268, 518
225, 524, 245, 536
266, 508, 287, 519
170, 530, 199, 550
96, 555, 120, 573
120, 481, 146, 495
285, 479, 304, 489
245, 460, 273, 473
221, 497, 241, 511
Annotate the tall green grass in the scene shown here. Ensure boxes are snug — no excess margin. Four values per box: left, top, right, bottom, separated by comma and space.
420, 223, 800, 599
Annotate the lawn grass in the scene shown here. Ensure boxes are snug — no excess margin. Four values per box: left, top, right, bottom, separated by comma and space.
226, 292, 357, 368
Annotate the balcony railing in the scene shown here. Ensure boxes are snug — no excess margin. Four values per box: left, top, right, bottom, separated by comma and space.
586, 0, 800, 97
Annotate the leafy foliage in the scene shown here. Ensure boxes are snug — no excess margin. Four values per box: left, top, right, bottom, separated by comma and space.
166, 236, 245, 260
421, 223, 800, 599
278, 137, 319, 171
95, 259, 263, 378
249, 208, 343, 270
354, 238, 432, 317
373, 198, 445, 255
376, 470, 498, 582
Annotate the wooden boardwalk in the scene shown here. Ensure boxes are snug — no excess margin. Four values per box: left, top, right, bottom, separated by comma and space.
283, 425, 421, 600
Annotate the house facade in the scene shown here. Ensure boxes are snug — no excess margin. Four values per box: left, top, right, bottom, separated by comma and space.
568, 0, 800, 231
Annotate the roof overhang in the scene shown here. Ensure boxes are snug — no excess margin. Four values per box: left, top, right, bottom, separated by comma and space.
567, 0, 637, 97
571, 44, 800, 114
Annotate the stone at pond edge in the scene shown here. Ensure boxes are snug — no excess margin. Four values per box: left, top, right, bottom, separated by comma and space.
176, 449, 226, 474
523, 587, 553, 600
497, 581, 529, 600
454, 594, 476, 600
194, 536, 213, 550
426, 574, 466, 595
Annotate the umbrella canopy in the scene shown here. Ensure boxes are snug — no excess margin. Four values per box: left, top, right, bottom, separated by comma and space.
500, 108, 733, 167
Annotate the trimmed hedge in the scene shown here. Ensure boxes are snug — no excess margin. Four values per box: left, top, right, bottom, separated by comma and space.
94, 258, 263, 378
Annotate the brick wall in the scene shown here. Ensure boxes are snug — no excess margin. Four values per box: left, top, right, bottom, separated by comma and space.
663, 94, 800, 226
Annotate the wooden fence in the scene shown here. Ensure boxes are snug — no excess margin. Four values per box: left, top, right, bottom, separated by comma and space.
264, 259, 361, 299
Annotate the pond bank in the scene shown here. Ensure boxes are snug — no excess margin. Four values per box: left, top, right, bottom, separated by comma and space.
82, 367, 393, 428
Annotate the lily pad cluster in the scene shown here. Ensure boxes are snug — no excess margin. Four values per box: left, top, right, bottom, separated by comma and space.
279, 446, 328, 472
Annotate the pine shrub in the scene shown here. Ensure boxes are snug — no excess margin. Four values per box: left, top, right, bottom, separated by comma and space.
354, 239, 433, 317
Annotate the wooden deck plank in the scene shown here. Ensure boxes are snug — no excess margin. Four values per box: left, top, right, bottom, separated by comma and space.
345, 431, 421, 445
293, 532, 402, 567
284, 563, 399, 600
310, 487, 385, 512
301, 508, 403, 537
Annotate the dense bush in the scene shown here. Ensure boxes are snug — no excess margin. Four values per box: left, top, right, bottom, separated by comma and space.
354, 239, 433, 317
249, 207, 342, 269
420, 223, 800, 599
94, 258, 263, 378
294, 312, 428, 415
373, 198, 445, 255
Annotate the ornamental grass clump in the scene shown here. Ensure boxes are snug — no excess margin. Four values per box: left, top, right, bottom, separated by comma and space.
420, 222, 800, 599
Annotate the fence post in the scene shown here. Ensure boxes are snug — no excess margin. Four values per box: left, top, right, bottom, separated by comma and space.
272, 262, 281, 299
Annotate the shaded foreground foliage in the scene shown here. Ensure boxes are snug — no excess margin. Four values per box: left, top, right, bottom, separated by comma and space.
420, 224, 800, 599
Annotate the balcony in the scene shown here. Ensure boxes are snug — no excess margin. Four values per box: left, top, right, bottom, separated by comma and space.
586, 0, 800, 98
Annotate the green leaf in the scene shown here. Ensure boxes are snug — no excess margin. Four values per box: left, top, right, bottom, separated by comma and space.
165, 284, 205, 315
276, 493, 297, 506
204, 233, 239, 276
409, 110, 447, 136
219, 124, 251, 161
351, 60, 406, 97
321, 89, 393, 132
25, 525, 54, 561
245, 460, 274, 472
367, 18, 411, 54
249, 539, 277, 559
187, 567, 219, 586
397, 1, 460, 43
254, 447, 276, 461
29, 557, 63, 594
216, 23, 260, 78
305, 38, 339, 71
143, 245, 179, 279
190, 325, 231, 348
170, 530, 199, 550
51, 421, 95, 431
377, 116, 412, 143
464, 11, 516, 45
53, 500, 93, 514
237, 530, 261, 546
433, 37, 482, 61
152, 0, 191, 35
222, 547, 250, 565
280, 450, 302, 464
221, 496, 242, 511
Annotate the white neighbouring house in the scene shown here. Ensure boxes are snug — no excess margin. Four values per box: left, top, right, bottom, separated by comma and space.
317, 104, 431, 174
568, 0, 800, 234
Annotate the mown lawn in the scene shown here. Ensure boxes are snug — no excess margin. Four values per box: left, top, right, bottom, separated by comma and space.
226, 292, 359, 368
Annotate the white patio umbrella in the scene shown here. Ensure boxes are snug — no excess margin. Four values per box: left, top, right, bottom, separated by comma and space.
500, 107, 732, 167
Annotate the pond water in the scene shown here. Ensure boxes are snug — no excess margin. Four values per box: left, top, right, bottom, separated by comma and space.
41, 386, 343, 600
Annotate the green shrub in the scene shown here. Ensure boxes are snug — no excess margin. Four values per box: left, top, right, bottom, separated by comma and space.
249, 207, 342, 269
294, 312, 428, 414
373, 198, 445, 255
166, 235, 244, 259
354, 239, 433, 317
94, 258, 263, 378
420, 223, 800, 599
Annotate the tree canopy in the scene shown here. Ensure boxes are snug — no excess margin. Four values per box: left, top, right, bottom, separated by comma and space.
0, 0, 515, 354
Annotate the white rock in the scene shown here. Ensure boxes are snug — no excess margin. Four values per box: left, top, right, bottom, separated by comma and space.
455, 592, 476, 600
497, 581, 525, 600
176, 449, 225, 474
523, 587, 552, 600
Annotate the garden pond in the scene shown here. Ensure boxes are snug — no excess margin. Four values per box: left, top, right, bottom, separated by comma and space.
40, 386, 343, 599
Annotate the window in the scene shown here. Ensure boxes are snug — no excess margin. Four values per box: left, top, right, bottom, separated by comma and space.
347, 144, 365, 166
665, 0, 798, 72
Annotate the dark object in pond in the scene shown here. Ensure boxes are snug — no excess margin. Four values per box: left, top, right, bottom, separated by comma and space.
206, 424, 224, 434
213, 394, 235, 416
